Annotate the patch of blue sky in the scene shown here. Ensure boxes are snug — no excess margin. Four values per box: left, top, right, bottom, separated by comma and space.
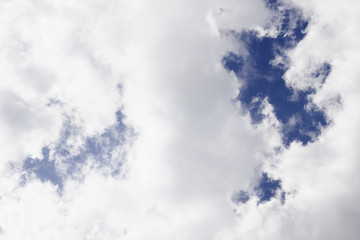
223, 0, 331, 146
254, 172, 282, 203
59, 110, 129, 177
22, 110, 132, 190
22, 146, 63, 189
232, 172, 284, 205
229, 0, 330, 206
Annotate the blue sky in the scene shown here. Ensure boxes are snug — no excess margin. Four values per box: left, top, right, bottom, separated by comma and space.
223, 1, 330, 146
0, 0, 360, 239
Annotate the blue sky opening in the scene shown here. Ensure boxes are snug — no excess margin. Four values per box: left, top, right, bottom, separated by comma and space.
255, 172, 282, 204
223, 2, 331, 146
21, 110, 130, 188
23, 146, 63, 189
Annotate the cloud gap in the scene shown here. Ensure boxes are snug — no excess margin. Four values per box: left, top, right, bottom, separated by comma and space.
255, 172, 282, 204
21, 109, 133, 189
223, 1, 331, 146
22, 146, 63, 189
233, 172, 285, 205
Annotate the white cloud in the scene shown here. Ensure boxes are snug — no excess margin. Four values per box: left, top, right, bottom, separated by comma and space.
1, 0, 359, 239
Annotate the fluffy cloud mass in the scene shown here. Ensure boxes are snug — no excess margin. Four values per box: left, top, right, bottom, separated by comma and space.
0, 0, 359, 239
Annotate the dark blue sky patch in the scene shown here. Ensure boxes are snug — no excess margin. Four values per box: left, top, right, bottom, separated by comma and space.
255, 172, 282, 203
232, 172, 286, 205
223, 2, 330, 146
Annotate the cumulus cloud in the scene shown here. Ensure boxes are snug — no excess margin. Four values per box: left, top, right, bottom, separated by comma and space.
0, 0, 359, 239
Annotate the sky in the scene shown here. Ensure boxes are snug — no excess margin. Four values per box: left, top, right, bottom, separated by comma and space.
0, 0, 360, 239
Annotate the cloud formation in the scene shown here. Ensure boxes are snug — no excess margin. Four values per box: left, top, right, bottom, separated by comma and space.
0, 0, 359, 239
